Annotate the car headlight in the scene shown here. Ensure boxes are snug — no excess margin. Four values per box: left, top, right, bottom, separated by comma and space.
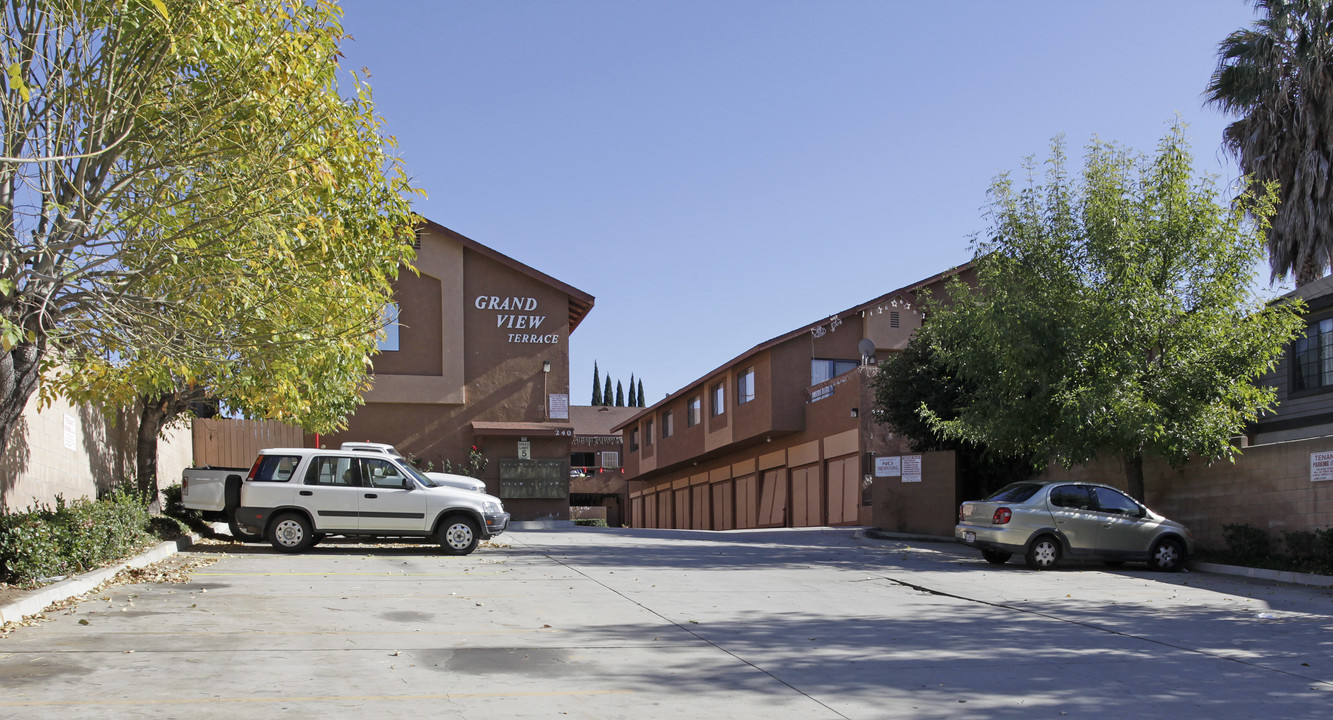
482, 501, 502, 514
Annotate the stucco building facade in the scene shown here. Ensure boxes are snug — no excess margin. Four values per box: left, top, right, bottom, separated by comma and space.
319, 220, 594, 522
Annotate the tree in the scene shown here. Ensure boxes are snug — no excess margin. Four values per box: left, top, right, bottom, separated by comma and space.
627, 374, 636, 407
615, 380, 624, 407
11, 0, 418, 497
603, 376, 612, 407
638, 379, 645, 407
919, 125, 1304, 500
592, 362, 603, 405
1206, 0, 1333, 285
872, 328, 1036, 499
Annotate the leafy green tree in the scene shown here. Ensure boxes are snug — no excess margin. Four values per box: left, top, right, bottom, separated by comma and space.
638, 379, 645, 407
1206, 0, 1333, 285
919, 125, 1304, 500
872, 328, 1036, 499
603, 376, 612, 407
615, 380, 624, 407
592, 362, 603, 405
15, 0, 418, 496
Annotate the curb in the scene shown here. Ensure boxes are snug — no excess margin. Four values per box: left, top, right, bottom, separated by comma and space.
856, 528, 1333, 590
0, 525, 216, 626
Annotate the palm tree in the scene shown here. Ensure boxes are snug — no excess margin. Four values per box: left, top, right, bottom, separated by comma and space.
1206, 0, 1333, 286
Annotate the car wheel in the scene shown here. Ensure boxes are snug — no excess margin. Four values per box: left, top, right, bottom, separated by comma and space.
1148, 537, 1185, 572
1025, 535, 1062, 570
980, 549, 1011, 565
227, 514, 263, 543
268, 512, 315, 553
438, 515, 480, 556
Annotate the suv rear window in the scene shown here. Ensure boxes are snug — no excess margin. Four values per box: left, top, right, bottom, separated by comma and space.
249, 455, 302, 483
985, 483, 1043, 503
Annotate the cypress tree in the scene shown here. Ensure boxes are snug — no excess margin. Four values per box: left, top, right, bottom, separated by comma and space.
627, 374, 636, 407
638, 379, 645, 407
603, 376, 613, 406
591, 362, 602, 405
615, 380, 625, 406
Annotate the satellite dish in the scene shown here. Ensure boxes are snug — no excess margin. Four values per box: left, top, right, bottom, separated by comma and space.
858, 338, 876, 362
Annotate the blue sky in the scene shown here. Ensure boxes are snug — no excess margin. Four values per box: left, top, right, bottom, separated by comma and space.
338, 0, 1264, 406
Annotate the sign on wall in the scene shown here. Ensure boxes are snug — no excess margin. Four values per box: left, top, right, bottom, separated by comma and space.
549, 393, 569, 419
1311, 451, 1333, 482
875, 456, 901, 477
473, 294, 561, 345
517, 440, 531, 461
902, 455, 923, 483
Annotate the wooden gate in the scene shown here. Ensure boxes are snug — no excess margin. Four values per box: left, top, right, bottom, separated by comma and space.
826, 456, 860, 526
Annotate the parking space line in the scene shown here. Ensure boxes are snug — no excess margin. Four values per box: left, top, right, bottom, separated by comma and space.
0, 689, 634, 708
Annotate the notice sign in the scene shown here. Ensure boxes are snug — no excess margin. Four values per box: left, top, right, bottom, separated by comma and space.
875, 456, 901, 477
902, 454, 923, 483
517, 441, 531, 461
549, 393, 569, 420
1312, 451, 1333, 482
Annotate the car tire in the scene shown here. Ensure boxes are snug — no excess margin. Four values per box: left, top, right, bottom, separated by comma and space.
269, 512, 315, 554
1148, 537, 1185, 572
1025, 535, 1062, 570
438, 515, 480, 556
980, 549, 1011, 565
227, 514, 263, 543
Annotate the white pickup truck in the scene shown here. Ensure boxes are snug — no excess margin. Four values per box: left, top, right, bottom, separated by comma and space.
182, 447, 508, 555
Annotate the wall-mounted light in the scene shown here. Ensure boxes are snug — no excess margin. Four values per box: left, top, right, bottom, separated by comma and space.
542, 360, 551, 373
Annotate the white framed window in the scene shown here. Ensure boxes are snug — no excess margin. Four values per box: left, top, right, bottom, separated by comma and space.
601, 451, 621, 469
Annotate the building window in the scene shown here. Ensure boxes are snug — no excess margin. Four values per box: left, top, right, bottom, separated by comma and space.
646, 419, 654, 445
601, 451, 621, 469
711, 383, 725, 416
378, 302, 400, 351
663, 411, 674, 438
811, 358, 859, 386
1294, 318, 1333, 393
687, 396, 701, 427
629, 430, 639, 452
738, 367, 755, 405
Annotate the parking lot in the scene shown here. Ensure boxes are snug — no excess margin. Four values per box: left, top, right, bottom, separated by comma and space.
1, 527, 1331, 719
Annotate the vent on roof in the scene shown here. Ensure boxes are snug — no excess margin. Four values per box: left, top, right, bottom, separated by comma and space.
412, 229, 423, 250
890, 311, 900, 328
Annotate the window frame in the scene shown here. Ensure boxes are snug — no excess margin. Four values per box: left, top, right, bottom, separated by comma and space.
737, 367, 755, 405
687, 396, 702, 427
1291, 317, 1333, 396
711, 383, 725, 416
662, 411, 674, 438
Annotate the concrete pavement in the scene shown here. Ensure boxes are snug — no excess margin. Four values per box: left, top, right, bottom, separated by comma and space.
0, 527, 1330, 718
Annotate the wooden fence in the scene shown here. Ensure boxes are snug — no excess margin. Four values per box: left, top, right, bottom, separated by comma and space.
192, 418, 305, 469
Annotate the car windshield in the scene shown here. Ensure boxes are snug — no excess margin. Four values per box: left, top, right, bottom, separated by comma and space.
985, 483, 1044, 503
399, 462, 434, 487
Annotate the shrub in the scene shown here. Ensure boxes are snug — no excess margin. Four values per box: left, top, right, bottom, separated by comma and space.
1222, 523, 1272, 561
162, 484, 202, 523
0, 485, 154, 586
574, 518, 608, 527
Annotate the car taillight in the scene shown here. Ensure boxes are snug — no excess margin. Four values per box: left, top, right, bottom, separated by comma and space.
246, 456, 263, 482
992, 507, 1012, 524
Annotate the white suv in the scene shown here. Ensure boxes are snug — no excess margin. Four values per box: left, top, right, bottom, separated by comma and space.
234, 448, 509, 555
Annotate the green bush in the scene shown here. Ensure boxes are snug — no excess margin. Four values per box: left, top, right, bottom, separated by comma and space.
0, 485, 154, 586
162, 484, 202, 523
1222, 523, 1272, 561
573, 518, 608, 527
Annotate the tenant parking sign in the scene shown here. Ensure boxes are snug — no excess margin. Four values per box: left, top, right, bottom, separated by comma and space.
1312, 451, 1333, 482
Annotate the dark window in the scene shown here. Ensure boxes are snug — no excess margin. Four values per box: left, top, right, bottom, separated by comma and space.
738, 367, 755, 404
571, 451, 597, 467
1092, 487, 1142, 516
645, 419, 654, 445
711, 383, 725, 416
250, 454, 302, 483
303, 456, 359, 486
985, 483, 1043, 503
811, 358, 859, 386
1292, 318, 1333, 392
687, 397, 701, 427
663, 411, 674, 438
1049, 485, 1095, 510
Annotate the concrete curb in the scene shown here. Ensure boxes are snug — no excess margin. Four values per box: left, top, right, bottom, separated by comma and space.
1, 525, 215, 626
855, 528, 1333, 589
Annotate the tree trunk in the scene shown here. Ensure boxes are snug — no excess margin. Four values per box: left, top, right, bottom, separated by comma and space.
137, 394, 171, 511
0, 340, 47, 453
1124, 452, 1145, 501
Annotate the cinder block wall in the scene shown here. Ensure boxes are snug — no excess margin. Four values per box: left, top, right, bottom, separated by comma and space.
0, 389, 192, 512
1038, 439, 1333, 550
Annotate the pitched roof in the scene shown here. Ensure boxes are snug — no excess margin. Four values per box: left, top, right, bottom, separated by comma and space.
419, 218, 596, 332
